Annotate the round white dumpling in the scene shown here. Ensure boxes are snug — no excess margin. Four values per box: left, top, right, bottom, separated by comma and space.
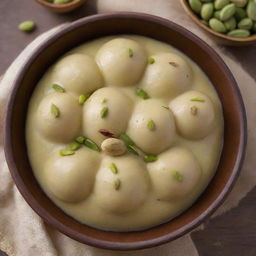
52, 54, 103, 95
93, 155, 149, 213
96, 38, 147, 86
169, 90, 215, 140
141, 52, 192, 99
148, 147, 201, 201
36, 92, 81, 143
83, 87, 133, 145
127, 99, 176, 155
44, 147, 101, 203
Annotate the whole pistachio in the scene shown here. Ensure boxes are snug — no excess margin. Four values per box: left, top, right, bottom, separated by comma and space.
18, 21, 36, 32
238, 17, 253, 29
209, 18, 227, 33
101, 138, 127, 156
235, 7, 247, 20
247, 0, 256, 21
201, 3, 214, 21
230, 0, 248, 7
189, 0, 202, 14
224, 17, 237, 30
214, 10, 221, 19
227, 29, 250, 37
220, 3, 236, 21
214, 0, 230, 10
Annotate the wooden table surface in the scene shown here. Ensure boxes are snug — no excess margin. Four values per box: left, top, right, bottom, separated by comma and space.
0, 0, 255, 255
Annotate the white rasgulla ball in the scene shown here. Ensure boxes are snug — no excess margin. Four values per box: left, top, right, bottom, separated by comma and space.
169, 90, 215, 140
44, 147, 101, 203
93, 155, 149, 213
36, 92, 81, 143
127, 99, 176, 155
141, 52, 192, 99
52, 54, 103, 95
148, 147, 201, 201
96, 38, 147, 86
83, 87, 133, 145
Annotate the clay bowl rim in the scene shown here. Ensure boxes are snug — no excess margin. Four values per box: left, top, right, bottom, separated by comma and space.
4, 12, 247, 250
180, 0, 256, 44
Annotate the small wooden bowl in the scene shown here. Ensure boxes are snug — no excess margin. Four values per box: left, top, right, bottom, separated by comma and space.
4, 13, 247, 250
180, 0, 256, 46
36, 0, 86, 13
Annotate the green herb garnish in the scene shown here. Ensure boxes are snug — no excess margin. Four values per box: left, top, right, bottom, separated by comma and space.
136, 88, 150, 100
172, 171, 183, 182
148, 57, 155, 64
147, 120, 156, 131
100, 107, 109, 118
84, 138, 100, 152
50, 104, 60, 118
52, 83, 65, 93
144, 154, 158, 162
109, 163, 118, 174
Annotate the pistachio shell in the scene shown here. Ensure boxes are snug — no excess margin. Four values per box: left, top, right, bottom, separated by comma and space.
235, 7, 247, 21
189, 0, 202, 14
220, 3, 236, 21
201, 3, 214, 21
238, 18, 253, 29
214, 0, 230, 10
209, 18, 227, 33
224, 17, 237, 30
227, 29, 250, 37
230, 0, 248, 7
247, 0, 256, 21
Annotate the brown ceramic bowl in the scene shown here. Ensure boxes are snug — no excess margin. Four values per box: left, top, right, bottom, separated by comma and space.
36, 0, 86, 13
180, 0, 256, 46
4, 13, 246, 250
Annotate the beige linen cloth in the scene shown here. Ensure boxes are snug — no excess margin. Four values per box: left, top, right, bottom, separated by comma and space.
0, 1, 255, 255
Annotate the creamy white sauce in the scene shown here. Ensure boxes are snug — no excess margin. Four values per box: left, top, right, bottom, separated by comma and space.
26, 35, 223, 231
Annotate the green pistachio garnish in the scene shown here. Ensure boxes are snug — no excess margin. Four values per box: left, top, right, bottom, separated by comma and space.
79, 93, 91, 105
52, 83, 65, 93
172, 171, 183, 182
50, 104, 60, 118
128, 48, 133, 57
162, 106, 170, 110
101, 98, 107, 103
190, 106, 198, 115
136, 88, 150, 100
127, 145, 139, 156
18, 20, 36, 32
144, 154, 158, 162
75, 136, 86, 144
114, 179, 121, 190
100, 107, 108, 118
119, 133, 135, 146
148, 57, 155, 64
147, 119, 156, 131
67, 141, 81, 151
191, 97, 205, 102
84, 138, 100, 152
59, 149, 75, 156
109, 163, 118, 174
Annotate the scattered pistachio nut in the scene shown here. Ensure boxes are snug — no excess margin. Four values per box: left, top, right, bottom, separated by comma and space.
101, 138, 127, 156
50, 103, 60, 118
100, 107, 108, 118
172, 171, 183, 182
201, 3, 214, 21
52, 83, 65, 93
148, 57, 155, 64
238, 17, 253, 29
220, 3, 236, 21
75, 136, 86, 144
191, 97, 205, 102
136, 88, 150, 99
109, 162, 118, 174
59, 149, 75, 156
119, 133, 135, 146
84, 138, 100, 152
128, 48, 133, 57
79, 93, 91, 105
144, 154, 158, 162
227, 28, 250, 37
19, 20, 36, 32
67, 141, 81, 151
189, 0, 202, 14
147, 119, 156, 131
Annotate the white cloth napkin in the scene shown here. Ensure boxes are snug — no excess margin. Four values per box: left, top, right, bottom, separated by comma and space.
0, 1, 256, 255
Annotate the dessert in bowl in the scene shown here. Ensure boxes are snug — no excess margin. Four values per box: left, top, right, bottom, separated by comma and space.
4, 13, 246, 249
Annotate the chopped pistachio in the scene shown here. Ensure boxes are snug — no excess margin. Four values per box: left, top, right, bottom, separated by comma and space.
144, 154, 158, 162
101, 98, 107, 103
191, 97, 205, 102
100, 107, 109, 118
59, 149, 75, 156
79, 93, 91, 105
136, 88, 150, 100
190, 106, 198, 115
162, 106, 170, 110
75, 136, 86, 144
128, 48, 133, 57
148, 57, 155, 64
119, 133, 135, 146
147, 119, 156, 131
50, 104, 60, 118
67, 141, 81, 151
172, 171, 183, 182
109, 163, 118, 174
84, 138, 100, 152
52, 83, 65, 93
127, 145, 139, 156
114, 179, 121, 190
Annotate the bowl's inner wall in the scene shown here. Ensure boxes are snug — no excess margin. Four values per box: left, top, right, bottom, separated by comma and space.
6, 15, 245, 247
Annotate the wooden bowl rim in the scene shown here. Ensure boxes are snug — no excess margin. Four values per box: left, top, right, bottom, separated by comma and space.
180, 0, 256, 43
4, 12, 247, 250
36, 0, 85, 9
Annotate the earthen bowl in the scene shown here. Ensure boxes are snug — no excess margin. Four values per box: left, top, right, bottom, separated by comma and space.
4, 13, 247, 250
180, 0, 256, 46
36, 0, 86, 13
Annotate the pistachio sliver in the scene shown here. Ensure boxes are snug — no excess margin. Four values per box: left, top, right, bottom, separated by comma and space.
84, 138, 100, 152
101, 98, 107, 103
148, 57, 155, 64
144, 154, 158, 162
109, 163, 118, 174
79, 93, 91, 105
127, 145, 139, 156
119, 133, 135, 146
136, 88, 150, 100
128, 48, 133, 57
172, 171, 183, 182
191, 97, 205, 102
100, 107, 109, 118
162, 106, 170, 110
147, 119, 156, 131
114, 179, 121, 190
75, 136, 86, 144
59, 149, 75, 156
50, 104, 60, 118
52, 83, 65, 93
67, 141, 81, 151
